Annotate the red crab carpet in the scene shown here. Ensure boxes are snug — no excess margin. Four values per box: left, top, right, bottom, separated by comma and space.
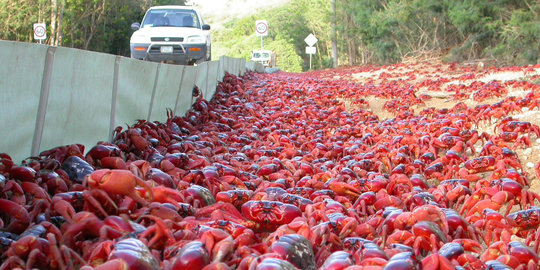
1, 61, 540, 270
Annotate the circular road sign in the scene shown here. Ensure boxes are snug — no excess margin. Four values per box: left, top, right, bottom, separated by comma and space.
34, 23, 47, 40
255, 20, 268, 37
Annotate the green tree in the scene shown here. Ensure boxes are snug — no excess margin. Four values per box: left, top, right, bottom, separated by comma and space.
0, 0, 184, 56
1, 0, 537, 66
489, 3, 539, 65
0, 0, 44, 41
211, 0, 332, 71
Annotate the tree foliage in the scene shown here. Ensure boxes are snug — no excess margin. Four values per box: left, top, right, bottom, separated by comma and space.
213, 0, 537, 70
0, 0, 184, 55
0, 0, 537, 70
0, 0, 43, 41
211, 0, 330, 72
336, 0, 539, 66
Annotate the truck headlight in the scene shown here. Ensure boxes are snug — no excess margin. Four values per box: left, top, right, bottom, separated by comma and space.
186, 35, 204, 43
130, 34, 149, 44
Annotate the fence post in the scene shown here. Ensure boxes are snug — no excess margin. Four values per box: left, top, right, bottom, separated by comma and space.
31, 46, 56, 157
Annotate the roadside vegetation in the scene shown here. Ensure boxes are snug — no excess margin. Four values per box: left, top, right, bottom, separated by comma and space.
1, 0, 538, 72
216, 0, 539, 72
0, 0, 185, 56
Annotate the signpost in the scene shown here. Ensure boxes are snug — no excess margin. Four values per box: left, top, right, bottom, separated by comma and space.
34, 23, 47, 44
304, 33, 318, 70
255, 20, 268, 51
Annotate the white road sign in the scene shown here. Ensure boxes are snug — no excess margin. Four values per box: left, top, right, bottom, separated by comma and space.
306, 46, 316, 54
304, 33, 317, 47
34, 23, 47, 40
255, 20, 268, 37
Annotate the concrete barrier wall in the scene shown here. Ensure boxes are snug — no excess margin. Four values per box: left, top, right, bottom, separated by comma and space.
0, 40, 257, 163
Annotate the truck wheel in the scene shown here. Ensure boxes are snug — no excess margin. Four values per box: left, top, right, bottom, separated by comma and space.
206, 47, 211, 61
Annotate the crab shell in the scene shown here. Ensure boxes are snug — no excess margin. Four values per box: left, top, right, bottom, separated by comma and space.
241, 200, 302, 232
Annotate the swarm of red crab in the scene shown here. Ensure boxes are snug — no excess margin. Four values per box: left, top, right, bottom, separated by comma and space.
1, 62, 540, 270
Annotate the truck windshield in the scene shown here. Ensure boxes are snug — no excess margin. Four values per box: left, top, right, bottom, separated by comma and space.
142, 9, 200, 28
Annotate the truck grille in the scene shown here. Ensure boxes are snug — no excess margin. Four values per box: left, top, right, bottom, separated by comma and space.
151, 37, 184, 42
148, 44, 185, 54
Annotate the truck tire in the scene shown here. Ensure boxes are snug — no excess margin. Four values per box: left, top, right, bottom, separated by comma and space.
206, 46, 212, 61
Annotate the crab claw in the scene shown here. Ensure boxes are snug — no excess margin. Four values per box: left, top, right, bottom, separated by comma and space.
457, 254, 484, 269
207, 233, 234, 263
9, 165, 36, 182
86, 169, 153, 205
453, 238, 483, 254
422, 253, 454, 270
0, 198, 30, 234
136, 186, 186, 207
20, 182, 52, 203
326, 181, 361, 198
100, 157, 128, 170
171, 241, 210, 269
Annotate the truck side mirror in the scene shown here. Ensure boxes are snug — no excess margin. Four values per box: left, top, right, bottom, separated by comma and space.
131, 22, 141, 30
202, 24, 210, 30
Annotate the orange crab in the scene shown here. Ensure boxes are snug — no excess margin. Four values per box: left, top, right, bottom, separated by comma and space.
86, 169, 153, 206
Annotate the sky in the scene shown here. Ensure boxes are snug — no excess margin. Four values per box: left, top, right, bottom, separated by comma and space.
190, 0, 290, 28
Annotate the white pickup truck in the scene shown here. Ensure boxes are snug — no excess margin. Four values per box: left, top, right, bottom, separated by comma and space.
130, 6, 211, 65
